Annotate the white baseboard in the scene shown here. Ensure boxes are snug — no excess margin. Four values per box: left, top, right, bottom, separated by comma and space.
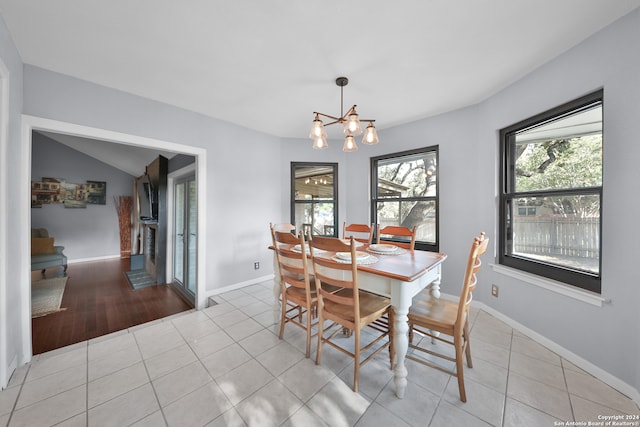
205, 274, 274, 301
0, 354, 18, 390
68, 254, 121, 264
466, 297, 640, 407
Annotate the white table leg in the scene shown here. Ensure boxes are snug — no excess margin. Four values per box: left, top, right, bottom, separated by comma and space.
428, 275, 441, 343
428, 275, 441, 299
392, 305, 410, 398
388, 269, 441, 399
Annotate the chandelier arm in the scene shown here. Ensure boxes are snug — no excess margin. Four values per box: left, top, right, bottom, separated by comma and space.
314, 112, 343, 122
343, 105, 357, 118
314, 105, 364, 124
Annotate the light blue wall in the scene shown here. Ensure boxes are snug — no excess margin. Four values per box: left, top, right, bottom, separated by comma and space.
31, 133, 135, 260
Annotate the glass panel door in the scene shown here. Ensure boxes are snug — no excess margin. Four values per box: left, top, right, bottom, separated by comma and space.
173, 181, 185, 285
186, 179, 197, 293
173, 175, 196, 300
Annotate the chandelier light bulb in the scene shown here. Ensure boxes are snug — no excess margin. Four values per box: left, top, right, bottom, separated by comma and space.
309, 116, 326, 139
362, 122, 379, 145
343, 135, 358, 152
312, 134, 328, 150
344, 111, 363, 136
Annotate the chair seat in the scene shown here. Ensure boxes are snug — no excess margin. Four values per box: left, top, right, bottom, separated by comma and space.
409, 291, 460, 333
324, 289, 390, 324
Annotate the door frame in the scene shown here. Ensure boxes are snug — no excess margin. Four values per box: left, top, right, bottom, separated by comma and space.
0, 56, 11, 388
167, 164, 196, 302
19, 115, 208, 362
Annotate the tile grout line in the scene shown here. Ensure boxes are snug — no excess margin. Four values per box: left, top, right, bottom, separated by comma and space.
501, 328, 514, 427
133, 324, 170, 427
5, 363, 30, 426
85, 343, 89, 426
562, 358, 577, 422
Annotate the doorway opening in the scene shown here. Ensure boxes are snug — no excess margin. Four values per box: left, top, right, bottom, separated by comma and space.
20, 115, 207, 359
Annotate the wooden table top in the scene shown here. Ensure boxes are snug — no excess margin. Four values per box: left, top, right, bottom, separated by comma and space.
274, 243, 447, 283
355, 248, 447, 282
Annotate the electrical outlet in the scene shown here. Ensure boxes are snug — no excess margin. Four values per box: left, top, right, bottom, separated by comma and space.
254, 261, 260, 270
491, 284, 499, 297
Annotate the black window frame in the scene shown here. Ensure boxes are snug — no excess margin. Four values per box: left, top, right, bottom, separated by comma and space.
290, 162, 338, 237
499, 89, 603, 293
371, 146, 439, 252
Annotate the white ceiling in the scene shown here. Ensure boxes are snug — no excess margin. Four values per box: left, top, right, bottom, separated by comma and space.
2, 1, 639, 162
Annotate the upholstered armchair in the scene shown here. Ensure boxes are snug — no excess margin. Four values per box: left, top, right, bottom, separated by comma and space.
31, 228, 68, 275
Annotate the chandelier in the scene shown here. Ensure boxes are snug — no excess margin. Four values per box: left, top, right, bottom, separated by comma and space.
309, 77, 379, 152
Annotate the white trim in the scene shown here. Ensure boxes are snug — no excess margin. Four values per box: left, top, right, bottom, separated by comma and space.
68, 255, 121, 264
0, 56, 10, 389
206, 274, 274, 300
20, 116, 209, 363
491, 263, 607, 307
465, 297, 640, 407
168, 163, 196, 178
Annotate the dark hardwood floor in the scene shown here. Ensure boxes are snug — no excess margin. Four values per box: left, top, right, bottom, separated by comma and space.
31, 258, 193, 355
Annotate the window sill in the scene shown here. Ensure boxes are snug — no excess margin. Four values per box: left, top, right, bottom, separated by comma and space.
490, 264, 608, 307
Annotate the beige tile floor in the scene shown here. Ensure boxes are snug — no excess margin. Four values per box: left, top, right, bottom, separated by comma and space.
1, 280, 638, 426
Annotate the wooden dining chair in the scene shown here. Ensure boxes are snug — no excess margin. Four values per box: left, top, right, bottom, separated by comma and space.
404, 232, 489, 402
310, 236, 392, 392
342, 222, 374, 244
270, 225, 318, 357
376, 225, 417, 250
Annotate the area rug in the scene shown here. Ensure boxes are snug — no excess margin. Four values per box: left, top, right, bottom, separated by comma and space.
31, 276, 68, 318
124, 269, 155, 290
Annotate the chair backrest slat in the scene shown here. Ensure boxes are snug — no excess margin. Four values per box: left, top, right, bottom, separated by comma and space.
270, 224, 312, 299
377, 225, 417, 250
343, 222, 374, 244
456, 233, 489, 330
309, 236, 360, 319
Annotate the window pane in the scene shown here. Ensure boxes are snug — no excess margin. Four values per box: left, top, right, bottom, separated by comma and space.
376, 200, 436, 244
377, 152, 437, 199
372, 147, 439, 251
294, 202, 335, 237
294, 166, 334, 200
509, 195, 600, 274
515, 105, 602, 192
500, 90, 602, 292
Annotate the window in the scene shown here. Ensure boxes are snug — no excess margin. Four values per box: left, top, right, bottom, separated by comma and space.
371, 147, 439, 251
291, 162, 338, 237
499, 90, 603, 293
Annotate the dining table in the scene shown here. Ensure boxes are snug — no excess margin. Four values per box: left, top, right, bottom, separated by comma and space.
271, 240, 447, 399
